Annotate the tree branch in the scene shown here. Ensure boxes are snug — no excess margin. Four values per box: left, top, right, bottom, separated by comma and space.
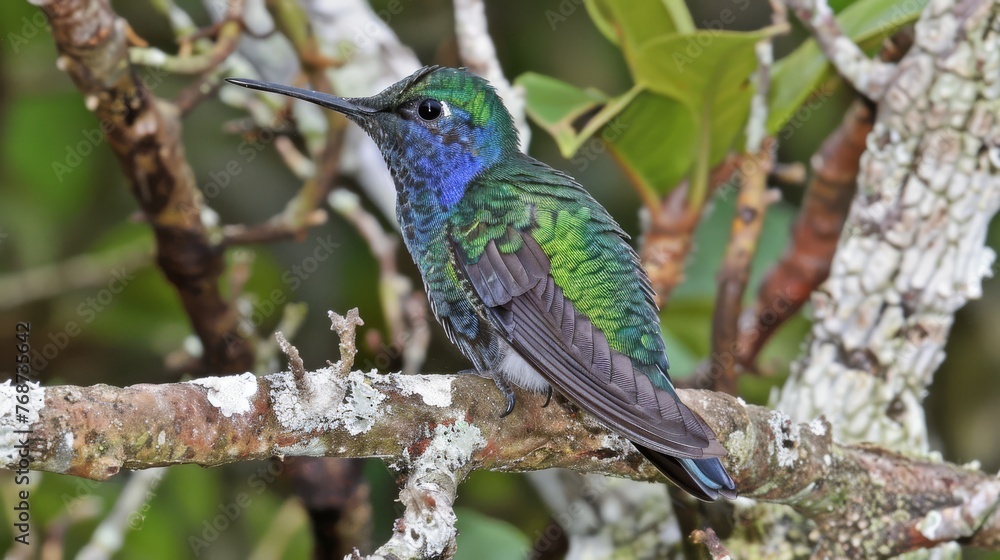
782, 0, 899, 100
3, 368, 1000, 557
34, 0, 254, 372
776, 0, 1000, 453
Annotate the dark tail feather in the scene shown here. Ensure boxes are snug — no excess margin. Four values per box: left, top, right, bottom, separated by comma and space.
635, 445, 737, 502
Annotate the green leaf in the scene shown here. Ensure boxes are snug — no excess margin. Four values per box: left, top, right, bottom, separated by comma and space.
605, 92, 696, 195
768, 0, 928, 133
517, 72, 605, 154
628, 27, 778, 200
631, 27, 780, 108
517, 72, 641, 158
454, 508, 530, 560
522, 16, 780, 199
583, 0, 695, 55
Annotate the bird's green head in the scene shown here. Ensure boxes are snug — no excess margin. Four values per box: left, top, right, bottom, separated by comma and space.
227, 66, 519, 207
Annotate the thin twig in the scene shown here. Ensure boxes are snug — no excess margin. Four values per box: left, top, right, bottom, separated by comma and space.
328, 308, 364, 375
706, 14, 781, 393
691, 527, 734, 560
639, 154, 743, 308
782, 0, 898, 101
275, 331, 305, 378
0, 241, 152, 310
219, 0, 348, 247
36, 0, 254, 372
452, 0, 530, 149
76, 469, 167, 560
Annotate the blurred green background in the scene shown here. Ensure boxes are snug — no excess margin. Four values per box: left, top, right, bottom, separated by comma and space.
1, 0, 998, 558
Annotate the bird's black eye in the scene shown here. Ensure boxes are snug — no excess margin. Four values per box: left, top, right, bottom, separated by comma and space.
418, 99, 442, 121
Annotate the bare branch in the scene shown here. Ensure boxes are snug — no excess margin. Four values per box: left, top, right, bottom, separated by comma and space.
691, 527, 732, 560
638, 154, 743, 308
737, 98, 874, 369
0, 241, 151, 310
707, 23, 779, 393
275, 331, 305, 378
76, 468, 166, 560
328, 308, 363, 375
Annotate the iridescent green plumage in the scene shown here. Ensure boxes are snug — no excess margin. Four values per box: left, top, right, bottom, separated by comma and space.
450, 157, 667, 372
227, 67, 736, 501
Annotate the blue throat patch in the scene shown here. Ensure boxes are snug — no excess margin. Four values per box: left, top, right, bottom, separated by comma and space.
400, 108, 504, 208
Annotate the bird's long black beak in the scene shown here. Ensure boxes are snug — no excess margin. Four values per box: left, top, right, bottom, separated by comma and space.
225, 78, 375, 117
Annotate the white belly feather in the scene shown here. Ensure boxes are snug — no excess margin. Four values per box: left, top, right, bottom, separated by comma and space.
497, 340, 550, 393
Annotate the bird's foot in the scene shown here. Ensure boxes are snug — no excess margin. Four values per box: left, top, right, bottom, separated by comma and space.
541, 385, 553, 408
493, 375, 517, 417
458, 368, 517, 416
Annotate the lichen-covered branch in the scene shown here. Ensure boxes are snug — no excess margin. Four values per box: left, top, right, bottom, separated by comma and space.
3, 369, 1000, 557
776, 0, 1000, 453
782, 0, 898, 100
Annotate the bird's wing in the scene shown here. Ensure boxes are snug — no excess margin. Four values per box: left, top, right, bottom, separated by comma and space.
449, 231, 724, 459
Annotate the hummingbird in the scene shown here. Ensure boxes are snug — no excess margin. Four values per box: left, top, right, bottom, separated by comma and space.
227, 67, 736, 501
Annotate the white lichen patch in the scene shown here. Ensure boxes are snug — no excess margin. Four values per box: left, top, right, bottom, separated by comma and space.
387, 420, 486, 558
0, 380, 44, 466
157, 431, 166, 447
599, 432, 635, 460
268, 368, 386, 436
916, 510, 944, 540
808, 418, 828, 436
726, 429, 753, 467
409, 420, 485, 479
391, 373, 454, 407
343, 370, 388, 435
189, 372, 258, 417
768, 409, 801, 468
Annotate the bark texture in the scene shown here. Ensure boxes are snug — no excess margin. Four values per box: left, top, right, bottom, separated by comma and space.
3, 370, 1000, 557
